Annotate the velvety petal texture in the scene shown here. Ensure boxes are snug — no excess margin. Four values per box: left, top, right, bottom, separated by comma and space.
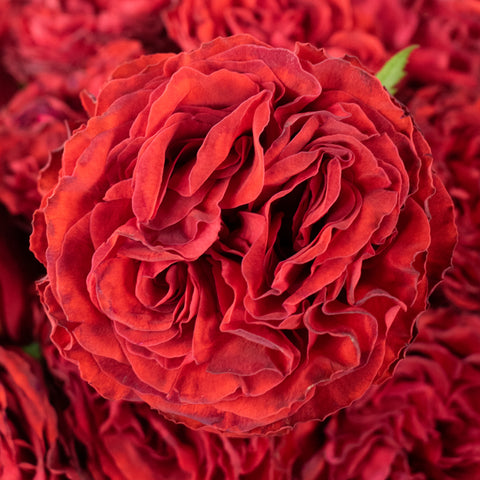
31, 35, 456, 435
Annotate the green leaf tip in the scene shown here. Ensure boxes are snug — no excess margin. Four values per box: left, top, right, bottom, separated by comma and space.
376, 45, 419, 95
22, 342, 42, 360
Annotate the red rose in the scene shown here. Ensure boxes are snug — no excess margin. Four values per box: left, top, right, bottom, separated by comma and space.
2, 0, 100, 85
163, 0, 359, 53
315, 307, 480, 479
0, 83, 84, 219
31, 35, 455, 435
350, 0, 420, 52
163, 0, 393, 72
405, 0, 480, 88
84, 402, 273, 479
268, 421, 328, 479
1, 1, 149, 101
0, 346, 76, 478
406, 85, 480, 312
352, 0, 480, 88
90, 403, 272, 479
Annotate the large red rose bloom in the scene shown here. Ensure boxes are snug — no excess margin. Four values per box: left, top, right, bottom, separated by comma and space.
31, 35, 456, 435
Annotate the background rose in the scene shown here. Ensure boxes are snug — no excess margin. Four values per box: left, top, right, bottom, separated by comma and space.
402, 0, 480, 88
268, 421, 328, 478
163, 0, 391, 72
0, 0, 171, 101
314, 307, 480, 479
2, 0, 100, 85
164, 0, 352, 49
0, 38, 145, 221
0, 346, 82, 479
31, 35, 455, 435
353, 0, 480, 88
164, 0, 480, 87
0, 83, 85, 219
405, 84, 480, 312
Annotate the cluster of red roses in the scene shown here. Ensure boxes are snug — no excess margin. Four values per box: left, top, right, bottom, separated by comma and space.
1, 0, 479, 478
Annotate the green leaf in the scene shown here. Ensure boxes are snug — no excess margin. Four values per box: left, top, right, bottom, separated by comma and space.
22, 342, 42, 360
376, 45, 418, 95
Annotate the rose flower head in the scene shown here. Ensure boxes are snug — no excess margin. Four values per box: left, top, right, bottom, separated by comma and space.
0, 82, 85, 219
31, 35, 456, 435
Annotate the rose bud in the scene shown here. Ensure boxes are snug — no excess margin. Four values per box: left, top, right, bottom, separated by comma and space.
31, 35, 456, 435
404, 0, 480, 88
